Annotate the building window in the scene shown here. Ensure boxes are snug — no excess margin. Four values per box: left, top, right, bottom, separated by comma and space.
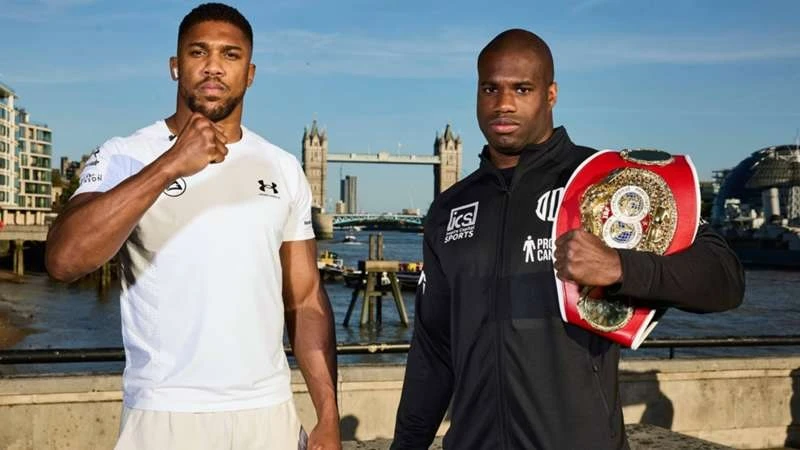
37, 130, 52, 142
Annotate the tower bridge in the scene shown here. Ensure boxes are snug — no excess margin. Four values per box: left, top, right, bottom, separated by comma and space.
301, 120, 463, 210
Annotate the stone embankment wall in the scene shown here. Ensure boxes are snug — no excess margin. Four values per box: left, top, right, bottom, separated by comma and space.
0, 357, 797, 449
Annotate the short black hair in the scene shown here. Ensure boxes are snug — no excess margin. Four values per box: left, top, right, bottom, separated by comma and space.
178, 3, 253, 49
478, 29, 554, 84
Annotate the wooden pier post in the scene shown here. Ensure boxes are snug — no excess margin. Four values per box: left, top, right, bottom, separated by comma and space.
343, 233, 409, 327
99, 262, 112, 290
12, 240, 24, 277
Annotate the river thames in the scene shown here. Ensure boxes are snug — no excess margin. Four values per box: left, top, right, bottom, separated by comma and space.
1, 229, 799, 375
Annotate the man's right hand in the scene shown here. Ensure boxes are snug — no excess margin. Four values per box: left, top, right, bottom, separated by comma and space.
162, 112, 229, 179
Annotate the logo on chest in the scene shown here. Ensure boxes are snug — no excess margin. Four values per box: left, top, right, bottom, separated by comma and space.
535, 187, 564, 222
445, 201, 479, 243
258, 180, 280, 198
523, 235, 554, 263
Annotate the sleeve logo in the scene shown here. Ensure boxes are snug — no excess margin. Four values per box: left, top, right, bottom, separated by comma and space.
164, 178, 187, 197
84, 147, 101, 168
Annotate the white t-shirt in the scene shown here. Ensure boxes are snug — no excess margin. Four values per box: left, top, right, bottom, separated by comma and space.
74, 121, 315, 412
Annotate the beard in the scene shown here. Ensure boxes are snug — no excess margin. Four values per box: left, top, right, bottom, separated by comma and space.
488, 138, 526, 156
482, 132, 527, 156
186, 93, 242, 122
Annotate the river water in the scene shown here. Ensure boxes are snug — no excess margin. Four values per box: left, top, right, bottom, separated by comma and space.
1, 230, 798, 375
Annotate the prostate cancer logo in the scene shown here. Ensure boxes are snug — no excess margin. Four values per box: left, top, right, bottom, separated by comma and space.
445, 201, 479, 243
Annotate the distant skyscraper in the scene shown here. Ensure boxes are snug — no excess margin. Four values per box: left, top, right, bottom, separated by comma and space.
340, 175, 358, 214
0, 83, 15, 208
346, 175, 357, 214
0, 81, 53, 211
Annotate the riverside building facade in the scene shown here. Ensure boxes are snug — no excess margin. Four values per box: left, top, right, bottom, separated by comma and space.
0, 81, 53, 224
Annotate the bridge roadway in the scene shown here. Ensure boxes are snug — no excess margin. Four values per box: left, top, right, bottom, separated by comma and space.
327, 152, 441, 165
332, 214, 423, 227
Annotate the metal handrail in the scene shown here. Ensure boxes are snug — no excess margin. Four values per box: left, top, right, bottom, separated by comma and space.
1, 335, 799, 365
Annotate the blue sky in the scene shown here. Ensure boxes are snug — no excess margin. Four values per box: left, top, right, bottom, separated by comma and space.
2, 0, 800, 213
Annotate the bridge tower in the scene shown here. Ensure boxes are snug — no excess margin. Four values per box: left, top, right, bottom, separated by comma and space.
302, 120, 328, 210
433, 124, 462, 198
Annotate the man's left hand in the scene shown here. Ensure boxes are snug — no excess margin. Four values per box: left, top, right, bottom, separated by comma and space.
554, 229, 623, 287
307, 419, 342, 450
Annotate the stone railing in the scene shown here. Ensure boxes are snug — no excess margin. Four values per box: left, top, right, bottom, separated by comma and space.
0, 357, 797, 449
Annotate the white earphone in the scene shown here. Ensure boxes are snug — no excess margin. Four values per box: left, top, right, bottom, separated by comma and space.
171, 68, 179, 79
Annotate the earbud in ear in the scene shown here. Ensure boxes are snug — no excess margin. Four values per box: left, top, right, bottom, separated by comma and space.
171, 68, 179, 79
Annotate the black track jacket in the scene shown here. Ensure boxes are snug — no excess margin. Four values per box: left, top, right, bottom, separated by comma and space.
392, 127, 744, 450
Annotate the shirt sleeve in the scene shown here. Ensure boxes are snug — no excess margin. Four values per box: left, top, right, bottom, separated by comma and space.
71, 138, 140, 198
612, 224, 745, 312
392, 218, 453, 449
282, 156, 315, 242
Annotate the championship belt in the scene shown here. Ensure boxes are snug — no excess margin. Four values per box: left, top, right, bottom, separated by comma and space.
552, 149, 700, 349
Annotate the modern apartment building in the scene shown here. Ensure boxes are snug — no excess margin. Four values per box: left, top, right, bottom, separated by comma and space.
0, 81, 53, 213
0, 83, 16, 208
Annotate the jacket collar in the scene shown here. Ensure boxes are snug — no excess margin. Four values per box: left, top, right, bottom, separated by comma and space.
479, 126, 574, 188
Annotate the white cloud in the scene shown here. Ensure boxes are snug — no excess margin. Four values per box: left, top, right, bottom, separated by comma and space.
39, 0, 97, 6
556, 32, 800, 68
250, 28, 800, 79
0, 0, 99, 21
570, 0, 615, 14
6, 25, 799, 85
254, 29, 481, 78
3, 62, 164, 84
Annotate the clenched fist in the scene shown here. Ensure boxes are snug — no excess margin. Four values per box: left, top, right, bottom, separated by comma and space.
162, 112, 229, 179
307, 419, 342, 450
553, 228, 623, 287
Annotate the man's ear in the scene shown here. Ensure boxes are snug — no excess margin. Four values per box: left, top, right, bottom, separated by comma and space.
169, 57, 178, 80
247, 63, 256, 87
548, 82, 558, 109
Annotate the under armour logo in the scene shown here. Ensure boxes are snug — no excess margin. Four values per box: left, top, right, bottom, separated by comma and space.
85, 147, 101, 167
258, 180, 278, 194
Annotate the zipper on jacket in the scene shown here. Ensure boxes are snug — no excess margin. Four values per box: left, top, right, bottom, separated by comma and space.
587, 351, 614, 431
491, 186, 510, 450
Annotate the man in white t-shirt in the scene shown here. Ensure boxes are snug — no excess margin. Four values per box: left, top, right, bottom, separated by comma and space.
45, 3, 341, 449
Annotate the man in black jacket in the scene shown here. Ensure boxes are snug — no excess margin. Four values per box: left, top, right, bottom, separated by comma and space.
391, 29, 744, 450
